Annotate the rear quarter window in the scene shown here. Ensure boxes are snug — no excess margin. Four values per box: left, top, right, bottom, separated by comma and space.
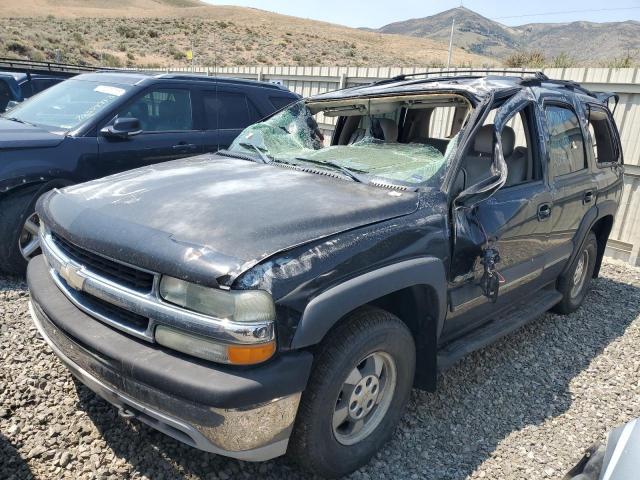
269, 95, 296, 110
587, 106, 619, 164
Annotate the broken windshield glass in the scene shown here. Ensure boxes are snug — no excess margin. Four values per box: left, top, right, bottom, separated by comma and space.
228, 95, 470, 187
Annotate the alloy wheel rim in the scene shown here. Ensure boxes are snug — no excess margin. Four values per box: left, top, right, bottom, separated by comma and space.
332, 351, 397, 446
570, 249, 589, 299
19, 212, 41, 261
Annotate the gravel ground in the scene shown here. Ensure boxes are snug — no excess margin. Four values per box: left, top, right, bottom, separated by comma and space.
1, 259, 640, 480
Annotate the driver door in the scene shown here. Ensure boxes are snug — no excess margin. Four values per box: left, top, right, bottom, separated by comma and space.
444, 98, 554, 340
97, 86, 204, 175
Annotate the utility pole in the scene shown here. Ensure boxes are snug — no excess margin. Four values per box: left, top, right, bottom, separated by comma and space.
447, 17, 455, 69
191, 41, 195, 72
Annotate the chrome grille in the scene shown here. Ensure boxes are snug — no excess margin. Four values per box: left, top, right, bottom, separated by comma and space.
40, 226, 275, 346
77, 291, 150, 332
51, 233, 154, 293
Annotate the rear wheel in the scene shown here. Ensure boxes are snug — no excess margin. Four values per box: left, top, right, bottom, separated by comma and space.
288, 307, 415, 478
553, 232, 598, 314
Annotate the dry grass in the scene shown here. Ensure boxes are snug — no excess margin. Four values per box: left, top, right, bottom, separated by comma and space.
0, 0, 494, 67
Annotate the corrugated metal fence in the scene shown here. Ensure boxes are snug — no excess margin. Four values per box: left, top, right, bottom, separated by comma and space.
152, 66, 640, 264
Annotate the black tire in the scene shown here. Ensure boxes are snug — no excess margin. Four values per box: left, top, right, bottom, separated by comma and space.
552, 232, 598, 315
288, 306, 416, 479
0, 185, 47, 277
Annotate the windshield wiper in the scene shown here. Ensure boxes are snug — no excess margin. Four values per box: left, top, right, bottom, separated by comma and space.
238, 142, 271, 164
292, 157, 368, 184
4, 117, 35, 127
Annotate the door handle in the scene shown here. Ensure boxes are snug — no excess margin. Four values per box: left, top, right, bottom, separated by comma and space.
537, 203, 551, 221
583, 190, 595, 204
172, 143, 198, 151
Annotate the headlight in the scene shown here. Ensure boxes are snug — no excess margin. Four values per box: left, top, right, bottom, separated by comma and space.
155, 325, 275, 365
159, 276, 275, 323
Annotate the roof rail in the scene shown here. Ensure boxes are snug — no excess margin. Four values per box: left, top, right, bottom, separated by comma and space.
370, 69, 547, 86
155, 73, 286, 90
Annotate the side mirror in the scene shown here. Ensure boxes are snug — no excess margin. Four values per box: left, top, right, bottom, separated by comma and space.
455, 173, 503, 209
454, 140, 507, 209
4, 100, 20, 112
101, 117, 142, 139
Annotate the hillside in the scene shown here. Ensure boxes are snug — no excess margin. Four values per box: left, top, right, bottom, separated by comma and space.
0, 1, 492, 68
376, 7, 640, 65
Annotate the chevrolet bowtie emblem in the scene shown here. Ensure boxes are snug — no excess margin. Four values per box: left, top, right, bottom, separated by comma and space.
59, 264, 86, 291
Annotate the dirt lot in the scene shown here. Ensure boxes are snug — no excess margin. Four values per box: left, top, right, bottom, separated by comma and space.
1, 260, 640, 479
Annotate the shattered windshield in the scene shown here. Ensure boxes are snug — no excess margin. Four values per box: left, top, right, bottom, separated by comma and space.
227, 94, 470, 187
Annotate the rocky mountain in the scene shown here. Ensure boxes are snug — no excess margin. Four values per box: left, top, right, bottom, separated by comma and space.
376, 7, 640, 64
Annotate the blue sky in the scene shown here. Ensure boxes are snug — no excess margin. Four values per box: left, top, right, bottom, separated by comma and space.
204, 1, 640, 28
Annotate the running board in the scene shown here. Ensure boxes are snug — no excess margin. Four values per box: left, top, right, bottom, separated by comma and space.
437, 288, 562, 371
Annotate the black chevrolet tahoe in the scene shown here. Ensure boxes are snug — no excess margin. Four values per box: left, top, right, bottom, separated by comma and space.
27, 72, 624, 478
0, 71, 298, 275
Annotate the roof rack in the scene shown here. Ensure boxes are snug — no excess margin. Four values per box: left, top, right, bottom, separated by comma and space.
519, 76, 598, 98
370, 69, 547, 86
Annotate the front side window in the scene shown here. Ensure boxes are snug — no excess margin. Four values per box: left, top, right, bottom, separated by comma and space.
226, 95, 471, 188
2, 79, 132, 132
117, 88, 193, 132
544, 105, 586, 177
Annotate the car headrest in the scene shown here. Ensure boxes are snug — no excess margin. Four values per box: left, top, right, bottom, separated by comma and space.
377, 118, 398, 142
474, 124, 515, 157
474, 124, 494, 154
501, 126, 515, 158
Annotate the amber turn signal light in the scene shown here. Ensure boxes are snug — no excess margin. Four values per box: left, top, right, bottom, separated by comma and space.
227, 341, 276, 365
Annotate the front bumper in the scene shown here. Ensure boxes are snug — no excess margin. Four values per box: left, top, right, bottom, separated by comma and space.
27, 256, 313, 461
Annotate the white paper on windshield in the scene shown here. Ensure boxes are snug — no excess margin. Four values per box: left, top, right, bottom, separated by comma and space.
94, 85, 125, 97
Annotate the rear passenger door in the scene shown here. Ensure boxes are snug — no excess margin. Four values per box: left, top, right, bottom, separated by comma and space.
98, 86, 204, 173
201, 87, 262, 151
542, 99, 598, 274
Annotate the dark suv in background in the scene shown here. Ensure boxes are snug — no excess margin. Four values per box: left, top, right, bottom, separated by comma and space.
0, 71, 299, 274
0, 71, 67, 112
27, 72, 623, 477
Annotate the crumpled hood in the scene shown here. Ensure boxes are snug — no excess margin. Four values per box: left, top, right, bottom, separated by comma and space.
39, 154, 419, 286
0, 118, 65, 149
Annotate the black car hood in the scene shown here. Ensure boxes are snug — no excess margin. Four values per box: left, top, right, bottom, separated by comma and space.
0, 118, 65, 149
40, 154, 419, 286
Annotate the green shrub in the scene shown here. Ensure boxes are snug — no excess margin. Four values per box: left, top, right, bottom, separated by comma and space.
551, 52, 576, 68
504, 51, 546, 68
101, 53, 123, 68
7, 41, 29, 56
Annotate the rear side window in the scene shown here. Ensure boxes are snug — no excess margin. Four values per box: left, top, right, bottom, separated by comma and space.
544, 105, 586, 177
588, 106, 619, 164
204, 91, 261, 130
32, 78, 60, 94
428, 106, 457, 140
269, 95, 296, 110
118, 88, 193, 132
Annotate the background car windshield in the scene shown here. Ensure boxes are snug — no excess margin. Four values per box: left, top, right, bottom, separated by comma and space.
3, 79, 131, 131
229, 98, 464, 186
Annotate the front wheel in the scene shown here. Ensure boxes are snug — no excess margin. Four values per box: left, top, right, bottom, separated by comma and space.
553, 232, 598, 314
0, 185, 46, 276
288, 307, 415, 478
